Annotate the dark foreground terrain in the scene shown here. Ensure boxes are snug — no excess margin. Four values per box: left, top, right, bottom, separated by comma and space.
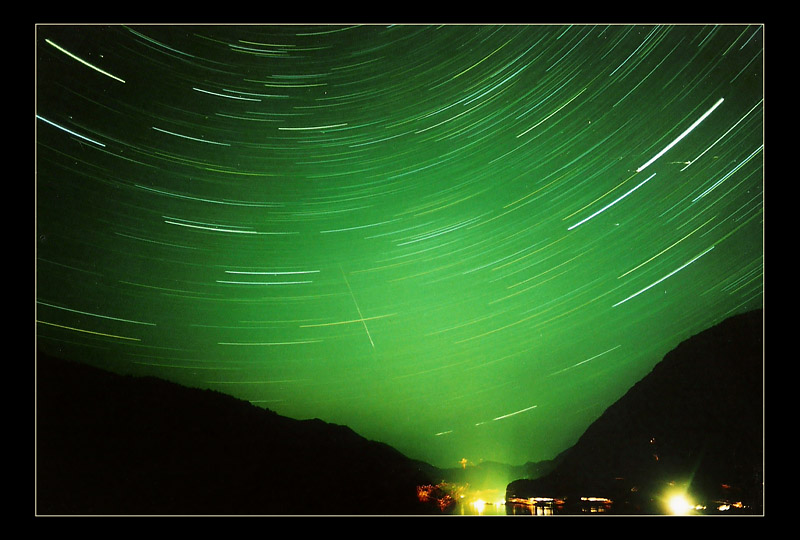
506, 309, 764, 515
36, 351, 438, 515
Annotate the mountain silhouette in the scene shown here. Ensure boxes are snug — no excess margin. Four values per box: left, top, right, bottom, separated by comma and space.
36, 352, 438, 515
506, 309, 764, 514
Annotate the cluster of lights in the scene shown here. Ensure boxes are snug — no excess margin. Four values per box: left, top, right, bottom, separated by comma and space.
717, 501, 744, 512
505, 496, 563, 506
503, 487, 751, 515
667, 494, 706, 515
527, 496, 556, 503
416, 483, 458, 511
664, 483, 753, 515
581, 497, 612, 503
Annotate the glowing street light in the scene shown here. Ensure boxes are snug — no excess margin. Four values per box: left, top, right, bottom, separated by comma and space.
666, 492, 705, 515
668, 494, 694, 515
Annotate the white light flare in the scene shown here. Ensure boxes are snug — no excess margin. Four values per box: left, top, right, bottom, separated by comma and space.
636, 97, 725, 173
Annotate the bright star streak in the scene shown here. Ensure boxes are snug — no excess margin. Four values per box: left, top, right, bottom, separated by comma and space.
216, 280, 313, 285
681, 100, 762, 171
163, 217, 291, 235
568, 173, 657, 231
492, 404, 538, 421
636, 97, 725, 172
300, 313, 395, 328
36, 320, 141, 341
517, 88, 587, 138
225, 270, 320, 275
613, 246, 716, 307
45, 39, 126, 83
617, 218, 714, 279
278, 123, 349, 131
192, 87, 261, 101
320, 219, 397, 234
692, 145, 763, 202
36, 115, 106, 147
548, 345, 622, 376
218, 340, 322, 346
37, 301, 156, 326
152, 126, 231, 146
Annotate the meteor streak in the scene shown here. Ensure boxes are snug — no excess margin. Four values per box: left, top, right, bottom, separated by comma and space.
341, 265, 375, 349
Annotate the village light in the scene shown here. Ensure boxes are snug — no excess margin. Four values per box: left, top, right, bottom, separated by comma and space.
667, 494, 694, 515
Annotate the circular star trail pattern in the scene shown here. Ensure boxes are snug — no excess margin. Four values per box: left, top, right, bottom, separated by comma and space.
36, 24, 763, 468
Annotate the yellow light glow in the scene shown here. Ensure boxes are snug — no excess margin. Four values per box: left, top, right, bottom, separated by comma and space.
471, 499, 487, 514
668, 494, 693, 515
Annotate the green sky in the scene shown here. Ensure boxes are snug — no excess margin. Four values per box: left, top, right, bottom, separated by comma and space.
36, 24, 763, 469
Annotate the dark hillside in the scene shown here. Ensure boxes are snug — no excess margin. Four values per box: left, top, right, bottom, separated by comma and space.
507, 309, 764, 514
36, 352, 437, 515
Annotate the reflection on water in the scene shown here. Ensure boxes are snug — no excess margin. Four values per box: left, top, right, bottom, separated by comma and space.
453, 501, 558, 515
454, 499, 508, 516
454, 498, 612, 515
506, 503, 555, 515
424, 482, 617, 515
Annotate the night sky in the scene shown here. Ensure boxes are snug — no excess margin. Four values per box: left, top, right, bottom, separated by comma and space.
35, 24, 763, 469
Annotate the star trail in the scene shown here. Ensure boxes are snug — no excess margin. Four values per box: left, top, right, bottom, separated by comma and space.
35, 24, 763, 469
